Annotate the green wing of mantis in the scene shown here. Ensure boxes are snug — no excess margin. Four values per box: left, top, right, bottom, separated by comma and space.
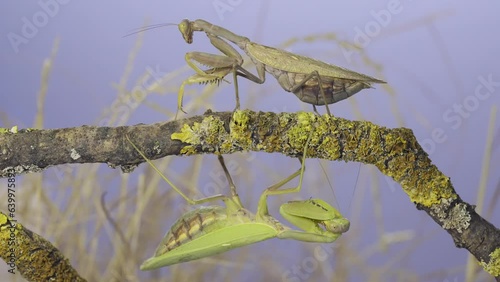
140, 211, 278, 270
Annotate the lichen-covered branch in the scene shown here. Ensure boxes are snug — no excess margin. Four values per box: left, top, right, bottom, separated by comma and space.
0, 110, 499, 278
0, 212, 86, 281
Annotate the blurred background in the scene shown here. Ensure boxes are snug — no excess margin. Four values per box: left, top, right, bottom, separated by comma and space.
1, 1, 499, 281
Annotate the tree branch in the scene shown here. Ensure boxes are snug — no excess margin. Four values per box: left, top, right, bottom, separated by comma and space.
0, 110, 499, 278
0, 212, 86, 281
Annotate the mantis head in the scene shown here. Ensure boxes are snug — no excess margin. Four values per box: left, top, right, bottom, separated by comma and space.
178, 19, 194, 44
280, 198, 350, 236
321, 214, 350, 234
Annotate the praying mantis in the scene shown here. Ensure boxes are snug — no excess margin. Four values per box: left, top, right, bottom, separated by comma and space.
126, 134, 350, 270
172, 19, 386, 118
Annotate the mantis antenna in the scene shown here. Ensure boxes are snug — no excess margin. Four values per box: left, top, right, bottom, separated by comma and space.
123, 23, 178, 38
317, 159, 340, 209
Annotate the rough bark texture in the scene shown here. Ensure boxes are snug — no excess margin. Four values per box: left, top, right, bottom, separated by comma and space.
0, 212, 86, 281
0, 110, 499, 280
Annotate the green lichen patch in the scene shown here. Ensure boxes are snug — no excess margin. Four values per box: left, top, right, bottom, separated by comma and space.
480, 248, 500, 276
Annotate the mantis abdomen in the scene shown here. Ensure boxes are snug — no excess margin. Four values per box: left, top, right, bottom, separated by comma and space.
154, 206, 227, 256
269, 68, 372, 106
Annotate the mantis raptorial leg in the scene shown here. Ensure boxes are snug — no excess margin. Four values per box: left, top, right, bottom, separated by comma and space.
175, 67, 233, 118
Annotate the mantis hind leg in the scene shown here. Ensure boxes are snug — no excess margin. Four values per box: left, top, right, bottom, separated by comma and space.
256, 133, 313, 217
126, 135, 230, 205
216, 154, 243, 207
230, 64, 267, 111
205, 33, 245, 112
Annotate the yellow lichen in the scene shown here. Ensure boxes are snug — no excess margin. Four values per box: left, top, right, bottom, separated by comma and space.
0, 126, 18, 134
196, 115, 226, 147
286, 112, 316, 150
229, 110, 253, 150
171, 115, 227, 155
180, 146, 197, 155
171, 123, 201, 145
0, 212, 20, 238
232, 110, 250, 127
407, 173, 456, 207
480, 248, 500, 276
373, 128, 457, 207
171, 122, 201, 155
315, 116, 341, 159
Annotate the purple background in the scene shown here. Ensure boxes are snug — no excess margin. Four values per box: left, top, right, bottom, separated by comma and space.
1, 1, 499, 281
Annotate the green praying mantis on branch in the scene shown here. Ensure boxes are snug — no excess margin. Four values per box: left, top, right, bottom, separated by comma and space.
170, 19, 386, 118
126, 134, 350, 270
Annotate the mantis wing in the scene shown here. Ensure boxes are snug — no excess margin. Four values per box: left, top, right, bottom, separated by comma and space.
246, 43, 385, 83
140, 222, 278, 270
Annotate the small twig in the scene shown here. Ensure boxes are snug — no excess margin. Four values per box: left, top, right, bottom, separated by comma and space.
100, 192, 129, 248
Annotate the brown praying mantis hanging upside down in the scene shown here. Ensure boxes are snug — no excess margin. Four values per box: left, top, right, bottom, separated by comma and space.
169, 19, 386, 118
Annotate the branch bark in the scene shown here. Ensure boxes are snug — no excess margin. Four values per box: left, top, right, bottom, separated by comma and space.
0, 212, 86, 281
0, 110, 499, 279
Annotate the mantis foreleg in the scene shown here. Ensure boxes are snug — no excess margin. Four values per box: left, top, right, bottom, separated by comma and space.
175, 64, 233, 119
181, 33, 265, 114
